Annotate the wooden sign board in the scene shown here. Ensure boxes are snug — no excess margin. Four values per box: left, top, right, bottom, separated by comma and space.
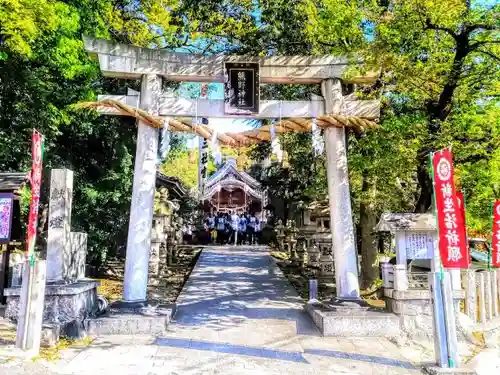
0, 193, 14, 244
404, 232, 434, 260
224, 62, 260, 115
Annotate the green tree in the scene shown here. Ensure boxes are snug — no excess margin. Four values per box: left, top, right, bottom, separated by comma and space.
0, 0, 261, 267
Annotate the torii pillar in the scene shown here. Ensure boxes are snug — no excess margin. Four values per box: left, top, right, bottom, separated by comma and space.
322, 78, 360, 299
123, 75, 161, 303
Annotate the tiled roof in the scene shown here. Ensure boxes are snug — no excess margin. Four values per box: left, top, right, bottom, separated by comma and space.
0, 172, 29, 193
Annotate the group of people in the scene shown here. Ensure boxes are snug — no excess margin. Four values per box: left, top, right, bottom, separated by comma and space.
204, 211, 261, 245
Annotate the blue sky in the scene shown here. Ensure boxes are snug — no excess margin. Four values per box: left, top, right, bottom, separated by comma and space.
179, 82, 253, 148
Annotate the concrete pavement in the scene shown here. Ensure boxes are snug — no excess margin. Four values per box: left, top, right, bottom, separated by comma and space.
2, 246, 432, 374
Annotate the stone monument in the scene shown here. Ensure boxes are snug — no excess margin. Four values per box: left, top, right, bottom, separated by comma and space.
5, 168, 99, 338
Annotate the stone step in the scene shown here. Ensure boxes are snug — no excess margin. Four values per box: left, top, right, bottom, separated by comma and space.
305, 303, 401, 337
86, 305, 175, 336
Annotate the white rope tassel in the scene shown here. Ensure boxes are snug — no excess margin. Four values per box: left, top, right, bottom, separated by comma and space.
311, 117, 324, 156
211, 129, 222, 165
158, 117, 171, 162
271, 101, 283, 162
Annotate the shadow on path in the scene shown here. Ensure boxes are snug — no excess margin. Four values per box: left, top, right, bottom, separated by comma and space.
154, 336, 418, 370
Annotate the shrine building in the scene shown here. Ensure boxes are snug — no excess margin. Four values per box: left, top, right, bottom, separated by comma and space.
201, 158, 266, 216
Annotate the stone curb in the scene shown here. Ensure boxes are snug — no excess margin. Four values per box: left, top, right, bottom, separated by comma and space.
423, 364, 477, 375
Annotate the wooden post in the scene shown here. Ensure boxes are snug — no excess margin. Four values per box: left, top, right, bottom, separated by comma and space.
463, 270, 477, 322
491, 270, 498, 317
478, 272, 487, 323
16, 260, 46, 354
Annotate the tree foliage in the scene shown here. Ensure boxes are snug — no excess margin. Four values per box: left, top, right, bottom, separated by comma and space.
0, 0, 499, 279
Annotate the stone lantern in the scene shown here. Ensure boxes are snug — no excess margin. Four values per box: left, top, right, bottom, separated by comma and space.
275, 219, 285, 252
286, 219, 299, 264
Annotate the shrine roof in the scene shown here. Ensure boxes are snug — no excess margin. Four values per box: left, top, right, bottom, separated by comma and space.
156, 172, 188, 198
374, 213, 436, 233
205, 158, 261, 190
0, 172, 29, 194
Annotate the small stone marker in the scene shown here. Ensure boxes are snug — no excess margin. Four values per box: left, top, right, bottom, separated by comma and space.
309, 279, 318, 302
11, 263, 23, 287
47, 169, 73, 282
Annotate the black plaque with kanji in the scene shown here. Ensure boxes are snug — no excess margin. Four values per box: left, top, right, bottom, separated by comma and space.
224, 62, 260, 115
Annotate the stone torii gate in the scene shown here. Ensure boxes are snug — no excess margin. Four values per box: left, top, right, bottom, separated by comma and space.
82, 37, 380, 305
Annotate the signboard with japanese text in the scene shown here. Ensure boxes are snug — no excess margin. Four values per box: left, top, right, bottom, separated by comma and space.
431, 148, 469, 268
491, 200, 500, 268
0, 193, 14, 244
404, 232, 434, 260
26, 130, 44, 263
224, 62, 260, 115
198, 136, 209, 193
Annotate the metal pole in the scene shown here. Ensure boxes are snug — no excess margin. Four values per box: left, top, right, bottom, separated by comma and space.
429, 271, 449, 367
442, 271, 460, 368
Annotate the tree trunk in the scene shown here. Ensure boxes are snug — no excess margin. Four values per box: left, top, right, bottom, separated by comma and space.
359, 170, 379, 289
414, 35, 470, 213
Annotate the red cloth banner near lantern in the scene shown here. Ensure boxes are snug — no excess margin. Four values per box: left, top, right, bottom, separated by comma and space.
431, 148, 469, 268
491, 200, 500, 268
26, 130, 44, 264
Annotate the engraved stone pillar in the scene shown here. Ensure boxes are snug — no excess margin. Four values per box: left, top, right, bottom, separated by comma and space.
322, 78, 360, 298
296, 237, 306, 268
148, 215, 164, 286
47, 169, 73, 283
307, 244, 320, 268
319, 244, 334, 284
393, 264, 408, 291
9, 253, 24, 287
381, 262, 393, 289
70, 232, 87, 281
463, 270, 477, 322
123, 74, 160, 303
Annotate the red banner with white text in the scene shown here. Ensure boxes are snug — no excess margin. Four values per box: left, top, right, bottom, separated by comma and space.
26, 130, 44, 263
491, 200, 500, 268
431, 148, 469, 268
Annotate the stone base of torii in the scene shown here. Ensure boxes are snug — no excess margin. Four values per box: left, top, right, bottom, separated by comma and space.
81, 37, 381, 305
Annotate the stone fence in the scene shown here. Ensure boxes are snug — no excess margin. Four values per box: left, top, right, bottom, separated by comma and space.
381, 263, 500, 324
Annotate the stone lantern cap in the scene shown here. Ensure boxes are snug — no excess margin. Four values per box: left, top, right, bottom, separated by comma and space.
307, 199, 330, 220
374, 213, 436, 234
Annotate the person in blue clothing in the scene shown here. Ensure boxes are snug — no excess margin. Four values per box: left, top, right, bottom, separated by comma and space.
216, 212, 226, 244
207, 213, 216, 244
238, 213, 247, 245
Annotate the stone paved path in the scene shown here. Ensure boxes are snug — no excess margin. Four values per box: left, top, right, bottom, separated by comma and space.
1, 246, 431, 375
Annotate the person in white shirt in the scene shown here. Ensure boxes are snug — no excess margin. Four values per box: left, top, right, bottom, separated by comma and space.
254, 218, 261, 245
230, 211, 239, 245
